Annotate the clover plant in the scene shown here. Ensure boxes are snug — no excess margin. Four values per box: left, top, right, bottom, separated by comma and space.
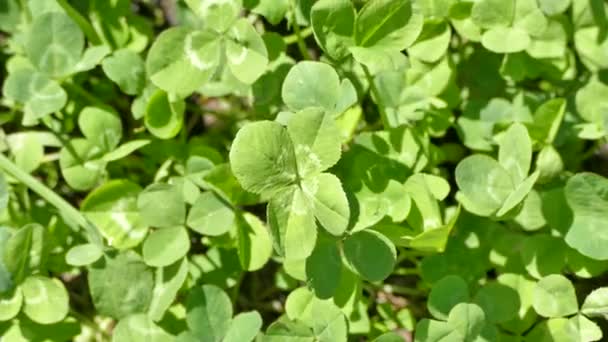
1, 0, 608, 341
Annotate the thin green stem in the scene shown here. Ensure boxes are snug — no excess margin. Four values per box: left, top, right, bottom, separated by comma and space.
362, 65, 391, 129
55, 0, 102, 45
284, 27, 314, 45
290, 3, 312, 60
0, 154, 102, 245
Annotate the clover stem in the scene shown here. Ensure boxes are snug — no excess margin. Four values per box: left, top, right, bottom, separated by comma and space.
56, 0, 103, 45
290, 3, 312, 60
283, 27, 314, 45
362, 65, 392, 129
0, 154, 103, 245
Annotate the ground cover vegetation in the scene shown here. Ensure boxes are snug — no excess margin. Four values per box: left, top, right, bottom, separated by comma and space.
1, 0, 608, 341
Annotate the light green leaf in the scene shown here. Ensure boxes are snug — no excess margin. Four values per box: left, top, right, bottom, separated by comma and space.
267, 187, 317, 260
3, 223, 45, 285
75, 45, 111, 73
447, 303, 486, 340
113, 314, 173, 342
145, 90, 185, 140
533, 274, 578, 318
355, 0, 424, 50
78, 106, 123, 152
301, 173, 350, 236
0, 288, 22, 321
102, 140, 151, 162
65, 243, 103, 266
185, 0, 241, 32
142, 226, 190, 267
21, 276, 69, 324
474, 282, 520, 323
225, 19, 268, 84
138, 183, 186, 229
281, 61, 341, 112
148, 258, 189, 321
224, 311, 263, 342
230, 121, 297, 196
287, 108, 342, 178
146, 27, 220, 96
343, 230, 396, 282
310, 0, 356, 61
89, 252, 154, 319
455, 155, 514, 216
102, 49, 146, 95
236, 213, 273, 271
471, 0, 515, 28
498, 273, 538, 334
3, 69, 67, 120
564, 173, 608, 260
498, 123, 532, 185
187, 192, 235, 236
496, 171, 539, 217
59, 138, 105, 191
581, 287, 608, 320
481, 27, 531, 53
82, 180, 148, 249
186, 284, 233, 341
568, 314, 603, 342
538, 0, 571, 16
25, 12, 84, 77
528, 98, 566, 145
408, 20, 452, 63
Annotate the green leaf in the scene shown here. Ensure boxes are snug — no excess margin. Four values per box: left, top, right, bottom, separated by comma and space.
301, 173, 350, 235
102, 140, 151, 162
498, 273, 538, 334
568, 314, 603, 342
187, 192, 235, 236
113, 314, 174, 342
142, 226, 190, 267
148, 258, 189, 321
564, 173, 608, 260
225, 19, 268, 84
498, 123, 532, 185
3, 69, 67, 120
185, 0, 241, 33
78, 106, 123, 152
471, 0, 515, 28
146, 27, 220, 96
455, 155, 514, 216
287, 108, 342, 178
481, 27, 531, 53
81, 180, 148, 249
89, 252, 155, 319
355, 0, 424, 50
145, 90, 185, 140
102, 49, 146, 95
581, 287, 608, 320
224, 311, 263, 342
186, 284, 233, 341
427, 275, 469, 320
59, 138, 105, 191
236, 213, 273, 271
3, 223, 45, 285
343, 230, 396, 282
305, 234, 341, 299
447, 303, 487, 340
528, 98, 566, 145
75, 45, 111, 73
25, 12, 84, 77
474, 282, 520, 323
267, 187, 317, 260
21, 276, 69, 324
230, 121, 297, 196
310, 0, 356, 61
0, 288, 22, 321
538, 0, 571, 16
533, 274, 578, 318
65, 243, 103, 266
281, 61, 341, 112
408, 20, 452, 63
495, 170, 539, 217
137, 183, 186, 229
264, 316, 315, 342
246, 0, 289, 25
